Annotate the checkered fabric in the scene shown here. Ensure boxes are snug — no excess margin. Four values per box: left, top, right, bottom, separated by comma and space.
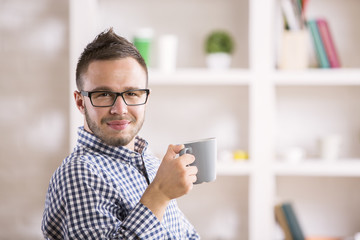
42, 127, 199, 239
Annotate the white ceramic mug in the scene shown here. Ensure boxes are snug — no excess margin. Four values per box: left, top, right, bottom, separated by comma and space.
158, 34, 178, 72
319, 135, 342, 161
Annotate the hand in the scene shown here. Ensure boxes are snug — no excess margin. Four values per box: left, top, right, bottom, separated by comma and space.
154, 144, 198, 200
140, 144, 198, 220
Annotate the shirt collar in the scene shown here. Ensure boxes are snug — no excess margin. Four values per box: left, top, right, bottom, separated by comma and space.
76, 127, 148, 163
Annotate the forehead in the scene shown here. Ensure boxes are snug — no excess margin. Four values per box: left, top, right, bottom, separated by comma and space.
83, 58, 147, 90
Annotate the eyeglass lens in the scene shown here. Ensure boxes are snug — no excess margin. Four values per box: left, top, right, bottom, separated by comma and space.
91, 90, 148, 106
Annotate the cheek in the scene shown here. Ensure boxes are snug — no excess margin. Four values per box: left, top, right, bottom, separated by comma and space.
86, 106, 106, 122
132, 106, 146, 120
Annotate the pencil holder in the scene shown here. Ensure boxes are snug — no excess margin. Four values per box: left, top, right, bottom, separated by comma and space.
278, 30, 310, 70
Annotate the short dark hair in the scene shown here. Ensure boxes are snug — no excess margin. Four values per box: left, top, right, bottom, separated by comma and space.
75, 28, 148, 90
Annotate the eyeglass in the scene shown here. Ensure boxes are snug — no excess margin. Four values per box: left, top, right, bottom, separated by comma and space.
81, 89, 150, 107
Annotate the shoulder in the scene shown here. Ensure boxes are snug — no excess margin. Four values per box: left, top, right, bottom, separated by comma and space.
49, 150, 102, 191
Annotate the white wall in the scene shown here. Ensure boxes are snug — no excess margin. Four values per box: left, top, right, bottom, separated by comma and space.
0, 1, 69, 239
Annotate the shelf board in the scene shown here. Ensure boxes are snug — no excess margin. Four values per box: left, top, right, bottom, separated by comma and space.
274, 69, 360, 86
149, 68, 251, 86
274, 159, 360, 177
217, 161, 252, 176
148, 68, 360, 86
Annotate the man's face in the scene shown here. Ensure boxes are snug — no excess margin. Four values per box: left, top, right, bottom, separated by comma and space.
78, 57, 148, 149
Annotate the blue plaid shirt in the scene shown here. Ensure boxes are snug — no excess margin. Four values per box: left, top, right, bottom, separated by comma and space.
42, 127, 199, 239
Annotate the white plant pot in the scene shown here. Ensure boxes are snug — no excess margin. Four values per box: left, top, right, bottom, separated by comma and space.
206, 53, 232, 70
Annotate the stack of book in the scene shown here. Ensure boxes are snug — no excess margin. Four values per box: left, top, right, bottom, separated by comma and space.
274, 202, 305, 240
280, 0, 341, 69
307, 18, 341, 68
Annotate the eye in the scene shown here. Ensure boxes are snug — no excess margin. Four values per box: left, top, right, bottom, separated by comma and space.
99, 92, 111, 97
125, 91, 140, 97
93, 91, 114, 99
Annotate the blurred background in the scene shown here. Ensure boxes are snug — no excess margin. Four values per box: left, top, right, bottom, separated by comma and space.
1, 0, 360, 240
0, 0, 69, 239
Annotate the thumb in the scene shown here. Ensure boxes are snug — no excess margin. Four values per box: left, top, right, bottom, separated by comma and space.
165, 144, 184, 159
172, 144, 185, 155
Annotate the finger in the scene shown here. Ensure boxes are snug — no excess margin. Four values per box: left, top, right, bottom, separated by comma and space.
181, 154, 195, 166
190, 175, 197, 184
187, 166, 198, 175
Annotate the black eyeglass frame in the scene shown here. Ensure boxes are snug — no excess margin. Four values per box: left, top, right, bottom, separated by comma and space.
80, 89, 150, 107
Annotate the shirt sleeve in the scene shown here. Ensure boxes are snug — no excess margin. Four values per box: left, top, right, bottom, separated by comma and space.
42, 159, 166, 240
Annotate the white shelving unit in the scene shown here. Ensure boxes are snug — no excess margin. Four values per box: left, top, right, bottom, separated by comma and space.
274, 69, 360, 85
217, 161, 253, 176
69, 0, 360, 239
274, 160, 360, 177
149, 68, 251, 85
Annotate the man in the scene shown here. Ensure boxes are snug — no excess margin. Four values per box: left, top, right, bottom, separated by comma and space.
42, 28, 200, 239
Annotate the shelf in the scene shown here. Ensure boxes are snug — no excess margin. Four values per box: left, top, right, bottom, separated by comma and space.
148, 68, 360, 86
274, 159, 360, 177
217, 161, 252, 176
273, 69, 360, 86
148, 68, 251, 86
217, 159, 360, 177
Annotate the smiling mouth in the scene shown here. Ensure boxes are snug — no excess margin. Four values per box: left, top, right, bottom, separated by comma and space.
107, 120, 131, 131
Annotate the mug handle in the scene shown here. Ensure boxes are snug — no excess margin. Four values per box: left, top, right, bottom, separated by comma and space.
179, 147, 193, 156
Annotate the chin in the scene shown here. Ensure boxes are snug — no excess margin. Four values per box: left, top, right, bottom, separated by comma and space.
101, 131, 133, 147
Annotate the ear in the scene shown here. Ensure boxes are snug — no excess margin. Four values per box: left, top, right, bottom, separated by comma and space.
74, 91, 85, 114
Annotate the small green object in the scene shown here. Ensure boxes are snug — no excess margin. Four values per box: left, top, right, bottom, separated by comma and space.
205, 30, 234, 54
134, 37, 151, 66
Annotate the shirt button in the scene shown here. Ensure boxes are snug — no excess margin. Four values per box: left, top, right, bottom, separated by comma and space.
130, 153, 136, 158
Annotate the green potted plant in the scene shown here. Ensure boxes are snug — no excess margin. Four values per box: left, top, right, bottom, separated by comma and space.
205, 30, 235, 69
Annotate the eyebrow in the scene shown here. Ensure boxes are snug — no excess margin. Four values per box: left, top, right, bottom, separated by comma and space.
89, 86, 112, 92
89, 86, 145, 92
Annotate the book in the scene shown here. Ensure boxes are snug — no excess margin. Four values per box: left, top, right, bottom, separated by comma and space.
316, 19, 341, 68
301, 0, 309, 18
307, 19, 330, 68
281, 0, 301, 31
275, 204, 293, 240
282, 203, 305, 240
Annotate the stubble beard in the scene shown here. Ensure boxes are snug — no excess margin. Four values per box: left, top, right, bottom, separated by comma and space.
84, 106, 144, 147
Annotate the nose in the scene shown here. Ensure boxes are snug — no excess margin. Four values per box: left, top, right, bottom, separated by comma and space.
110, 95, 128, 115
